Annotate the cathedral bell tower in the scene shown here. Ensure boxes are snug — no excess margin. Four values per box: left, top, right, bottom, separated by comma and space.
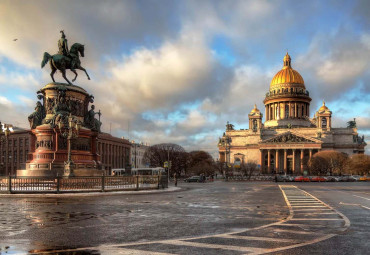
316, 101, 332, 130
248, 104, 263, 132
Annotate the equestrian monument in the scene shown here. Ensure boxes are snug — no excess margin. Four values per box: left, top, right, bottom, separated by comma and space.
17, 31, 103, 177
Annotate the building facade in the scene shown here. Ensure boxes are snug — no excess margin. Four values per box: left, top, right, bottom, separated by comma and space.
218, 53, 367, 175
0, 128, 131, 176
131, 141, 149, 168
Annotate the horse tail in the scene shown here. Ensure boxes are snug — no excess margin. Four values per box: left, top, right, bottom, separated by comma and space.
41, 52, 52, 68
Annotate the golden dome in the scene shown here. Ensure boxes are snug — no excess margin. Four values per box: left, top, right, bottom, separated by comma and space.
318, 100, 329, 112
249, 104, 261, 115
270, 53, 305, 89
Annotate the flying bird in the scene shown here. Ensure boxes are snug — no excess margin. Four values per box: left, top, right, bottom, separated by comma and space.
13, 39, 17, 41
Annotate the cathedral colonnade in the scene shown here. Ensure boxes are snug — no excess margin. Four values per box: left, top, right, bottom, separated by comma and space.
259, 148, 319, 175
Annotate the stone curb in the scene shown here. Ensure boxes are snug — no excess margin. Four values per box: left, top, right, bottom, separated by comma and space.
0, 186, 181, 198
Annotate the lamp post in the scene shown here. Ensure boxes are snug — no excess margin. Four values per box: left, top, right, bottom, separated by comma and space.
59, 114, 81, 177
0, 122, 11, 176
221, 134, 232, 180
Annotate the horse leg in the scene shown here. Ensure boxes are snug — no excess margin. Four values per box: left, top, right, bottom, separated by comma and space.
61, 68, 72, 85
78, 66, 90, 80
50, 61, 56, 82
71, 69, 78, 82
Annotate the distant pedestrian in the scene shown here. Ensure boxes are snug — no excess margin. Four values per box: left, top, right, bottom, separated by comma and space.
174, 173, 177, 187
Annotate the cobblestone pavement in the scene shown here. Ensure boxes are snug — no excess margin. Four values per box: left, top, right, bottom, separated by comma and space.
0, 182, 368, 254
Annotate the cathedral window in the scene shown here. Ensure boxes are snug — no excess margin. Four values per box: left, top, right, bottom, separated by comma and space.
322, 117, 327, 128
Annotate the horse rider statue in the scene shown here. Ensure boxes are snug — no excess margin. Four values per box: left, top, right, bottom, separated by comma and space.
58, 30, 77, 69
58, 30, 69, 56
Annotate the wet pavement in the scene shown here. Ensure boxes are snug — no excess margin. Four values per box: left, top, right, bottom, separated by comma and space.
0, 181, 368, 254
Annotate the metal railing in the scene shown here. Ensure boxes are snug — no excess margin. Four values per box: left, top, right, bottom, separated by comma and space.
0, 175, 168, 194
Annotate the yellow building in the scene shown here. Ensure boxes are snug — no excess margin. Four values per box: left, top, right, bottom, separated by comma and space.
218, 53, 366, 174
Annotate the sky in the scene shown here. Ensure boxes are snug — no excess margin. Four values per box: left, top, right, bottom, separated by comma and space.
0, 0, 369, 157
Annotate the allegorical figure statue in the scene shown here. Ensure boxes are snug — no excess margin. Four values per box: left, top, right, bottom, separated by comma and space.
85, 105, 102, 132
41, 30, 90, 85
28, 101, 45, 129
53, 95, 71, 127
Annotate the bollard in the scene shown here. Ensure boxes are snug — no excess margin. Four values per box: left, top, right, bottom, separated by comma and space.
7, 175, 12, 194
56, 176, 60, 194
101, 173, 105, 192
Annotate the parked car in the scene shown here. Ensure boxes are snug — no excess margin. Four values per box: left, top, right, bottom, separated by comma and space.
184, 176, 202, 183
294, 176, 310, 182
326, 176, 339, 182
276, 175, 294, 182
338, 176, 357, 182
310, 176, 327, 182
359, 176, 368, 181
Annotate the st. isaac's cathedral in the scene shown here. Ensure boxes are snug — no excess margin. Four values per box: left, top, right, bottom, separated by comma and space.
218, 53, 367, 174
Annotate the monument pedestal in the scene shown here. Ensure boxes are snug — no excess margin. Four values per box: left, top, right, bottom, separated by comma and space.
17, 82, 103, 177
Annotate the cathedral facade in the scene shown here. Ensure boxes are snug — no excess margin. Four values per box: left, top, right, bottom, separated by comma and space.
218, 53, 366, 174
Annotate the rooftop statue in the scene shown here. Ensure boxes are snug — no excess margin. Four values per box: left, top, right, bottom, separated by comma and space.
41, 30, 90, 85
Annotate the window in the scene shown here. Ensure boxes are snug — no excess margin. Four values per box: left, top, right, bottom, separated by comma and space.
20, 139, 23, 147
14, 151, 17, 163
322, 117, 327, 128
25, 139, 29, 147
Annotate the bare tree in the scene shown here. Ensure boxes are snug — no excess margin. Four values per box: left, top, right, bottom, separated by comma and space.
143, 143, 188, 177
308, 151, 348, 176
308, 155, 330, 176
345, 154, 370, 175
240, 161, 259, 180
187, 151, 215, 176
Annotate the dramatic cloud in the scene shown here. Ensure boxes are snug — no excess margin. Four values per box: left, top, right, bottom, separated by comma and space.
0, 0, 369, 156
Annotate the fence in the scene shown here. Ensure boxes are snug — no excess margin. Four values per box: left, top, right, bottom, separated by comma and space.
0, 175, 168, 194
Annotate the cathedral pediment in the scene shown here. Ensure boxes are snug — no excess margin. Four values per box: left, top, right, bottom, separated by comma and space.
261, 132, 321, 144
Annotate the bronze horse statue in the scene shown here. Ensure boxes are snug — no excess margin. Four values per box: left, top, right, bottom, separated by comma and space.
41, 43, 90, 85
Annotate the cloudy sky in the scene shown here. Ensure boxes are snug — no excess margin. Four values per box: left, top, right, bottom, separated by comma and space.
1, 0, 369, 157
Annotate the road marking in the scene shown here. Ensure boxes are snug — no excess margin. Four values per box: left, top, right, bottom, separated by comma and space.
291, 205, 327, 208
353, 195, 370, 201
223, 234, 296, 243
293, 208, 333, 211
160, 239, 268, 253
291, 218, 342, 221
339, 202, 370, 211
105, 248, 174, 255
272, 229, 316, 235
29, 185, 350, 255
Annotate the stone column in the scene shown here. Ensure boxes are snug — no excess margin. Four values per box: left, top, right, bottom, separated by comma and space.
284, 149, 287, 173
292, 149, 296, 173
309, 149, 313, 161
282, 102, 285, 119
275, 150, 279, 173
300, 149, 304, 173
267, 149, 271, 173
295, 102, 297, 118
265, 106, 268, 121
260, 150, 264, 173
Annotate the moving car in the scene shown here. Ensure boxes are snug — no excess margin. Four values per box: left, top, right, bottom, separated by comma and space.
184, 176, 202, 183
